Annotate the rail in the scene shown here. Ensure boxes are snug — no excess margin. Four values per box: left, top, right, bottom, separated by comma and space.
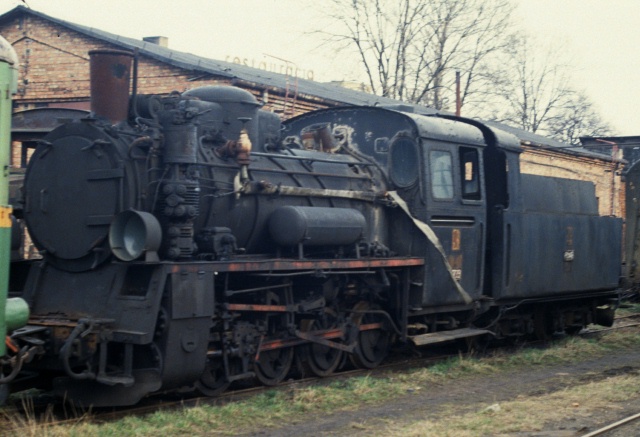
581, 412, 640, 436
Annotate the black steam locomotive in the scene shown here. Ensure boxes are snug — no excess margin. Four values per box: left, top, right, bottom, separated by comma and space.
7, 50, 622, 406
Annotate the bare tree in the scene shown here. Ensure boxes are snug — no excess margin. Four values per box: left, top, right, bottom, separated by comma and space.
488, 35, 573, 133
319, 0, 613, 142
323, 0, 427, 100
546, 92, 613, 145
487, 35, 612, 142
323, 0, 515, 110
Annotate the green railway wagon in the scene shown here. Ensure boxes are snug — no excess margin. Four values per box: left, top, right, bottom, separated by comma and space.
0, 35, 28, 371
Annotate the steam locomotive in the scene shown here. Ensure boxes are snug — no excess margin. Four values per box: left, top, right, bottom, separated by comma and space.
6, 49, 622, 407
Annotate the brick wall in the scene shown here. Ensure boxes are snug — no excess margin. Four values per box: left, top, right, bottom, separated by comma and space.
0, 13, 327, 115
1, 14, 208, 101
520, 147, 623, 217
2, 15, 98, 103
1, 12, 328, 174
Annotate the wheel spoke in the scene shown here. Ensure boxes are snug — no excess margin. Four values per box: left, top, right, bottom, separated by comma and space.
302, 308, 344, 377
255, 347, 294, 386
196, 357, 229, 397
307, 342, 343, 376
350, 301, 390, 369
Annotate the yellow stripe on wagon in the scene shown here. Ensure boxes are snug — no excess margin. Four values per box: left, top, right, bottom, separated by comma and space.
0, 205, 12, 228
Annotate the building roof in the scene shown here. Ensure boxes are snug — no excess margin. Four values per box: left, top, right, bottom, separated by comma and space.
580, 136, 640, 148
0, 5, 615, 162
484, 120, 604, 158
1, 5, 426, 109
581, 136, 640, 171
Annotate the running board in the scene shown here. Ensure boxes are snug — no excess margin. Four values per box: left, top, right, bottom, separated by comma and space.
409, 328, 491, 346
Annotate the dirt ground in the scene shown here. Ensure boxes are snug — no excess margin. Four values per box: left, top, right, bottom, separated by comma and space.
245, 347, 640, 437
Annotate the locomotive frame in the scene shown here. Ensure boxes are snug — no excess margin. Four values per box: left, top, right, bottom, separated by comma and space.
5, 49, 622, 407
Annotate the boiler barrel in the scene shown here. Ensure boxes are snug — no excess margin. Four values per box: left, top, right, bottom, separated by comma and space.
269, 206, 366, 246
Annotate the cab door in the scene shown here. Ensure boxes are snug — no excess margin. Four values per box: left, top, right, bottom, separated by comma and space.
420, 142, 486, 307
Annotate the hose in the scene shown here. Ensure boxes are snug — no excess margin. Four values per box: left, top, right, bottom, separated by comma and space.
0, 346, 26, 384
60, 320, 96, 380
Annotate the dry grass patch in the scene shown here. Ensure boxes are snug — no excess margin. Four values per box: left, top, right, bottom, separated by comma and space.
375, 373, 640, 437
616, 302, 640, 316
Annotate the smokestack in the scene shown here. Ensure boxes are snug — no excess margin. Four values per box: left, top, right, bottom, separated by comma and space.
89, 49, 134, 124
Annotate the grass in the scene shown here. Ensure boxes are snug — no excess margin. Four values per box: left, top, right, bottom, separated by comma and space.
2, 327, 640, 436
615, 301, 640, 316
379, 373, 640, 437
1, 376, 401, 436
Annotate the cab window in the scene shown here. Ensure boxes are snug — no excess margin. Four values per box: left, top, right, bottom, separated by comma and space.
430, 150, 454, 199
460, 147, 481, 200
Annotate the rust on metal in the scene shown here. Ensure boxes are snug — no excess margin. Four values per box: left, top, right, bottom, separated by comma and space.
89, 49, 133, 124
168, 257, 425, 274
259, 328, 344, 351
358, 322, 383, 331
225, 303, 289, 312
566, 226, 574, 247
27, 317, 77, 327
257, 323, 384, 352
451, 228, 461, 251
258, 337, 305, 351
5, 337, 18, 354
295, 330, 355, 353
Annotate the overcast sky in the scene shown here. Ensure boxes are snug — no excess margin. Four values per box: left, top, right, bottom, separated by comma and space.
1, 0, 639, 136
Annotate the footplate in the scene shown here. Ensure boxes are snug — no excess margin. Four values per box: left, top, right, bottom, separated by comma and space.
409, 328, 491, 346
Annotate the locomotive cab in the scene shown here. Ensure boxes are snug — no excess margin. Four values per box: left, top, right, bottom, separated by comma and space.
391, 116, 488, 309
284, 108, 492, 311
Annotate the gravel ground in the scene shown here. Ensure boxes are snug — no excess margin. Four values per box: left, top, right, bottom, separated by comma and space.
245, 344, 640, 437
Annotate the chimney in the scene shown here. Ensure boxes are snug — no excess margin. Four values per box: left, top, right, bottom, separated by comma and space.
89, 49, 133, 125
143, 36, 168, 48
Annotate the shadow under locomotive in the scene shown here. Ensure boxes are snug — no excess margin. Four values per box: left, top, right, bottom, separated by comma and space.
5, 49, 621, 407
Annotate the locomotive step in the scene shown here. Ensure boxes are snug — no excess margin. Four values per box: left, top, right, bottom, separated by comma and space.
408, 328, 491, 346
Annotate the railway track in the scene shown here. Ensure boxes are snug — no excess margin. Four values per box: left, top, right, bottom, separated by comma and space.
7, 347, 457, 430
581, 412, 640, 436
7, 312, 640, 431
580, 311, 640, 336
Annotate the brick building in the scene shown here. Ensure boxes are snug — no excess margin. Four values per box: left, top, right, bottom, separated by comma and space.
0, 5, 624, 218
